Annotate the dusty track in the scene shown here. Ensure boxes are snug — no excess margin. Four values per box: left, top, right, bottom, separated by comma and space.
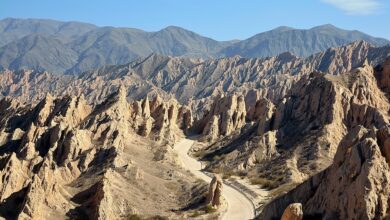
174, 138, 255, 220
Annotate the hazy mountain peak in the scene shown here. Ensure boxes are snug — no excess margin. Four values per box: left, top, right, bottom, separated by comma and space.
272, 26, 295, 32
310, 24, 339, 30
221, 24, 389, 58
161, 25, 187, 31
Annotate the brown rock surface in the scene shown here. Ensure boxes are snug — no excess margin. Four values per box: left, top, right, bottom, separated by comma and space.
281, 203, 303, 220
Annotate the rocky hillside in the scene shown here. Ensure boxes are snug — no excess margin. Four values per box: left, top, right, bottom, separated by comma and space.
0, 87, 201, 219
259, 48, 390, 220
194, 60, 389, 185
180, 56, 389, 219
261, 124, 390, 219
0, 18, 388, 74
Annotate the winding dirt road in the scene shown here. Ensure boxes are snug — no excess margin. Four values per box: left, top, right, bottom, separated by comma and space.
174, 138, 255, 220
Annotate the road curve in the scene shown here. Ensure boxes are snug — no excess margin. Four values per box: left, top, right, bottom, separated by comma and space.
174, 138, 255, 220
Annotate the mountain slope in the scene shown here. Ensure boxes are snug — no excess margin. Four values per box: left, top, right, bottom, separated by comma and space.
66, 26, 226, 73
0, 34, 78, 73
0, 17, 97, 46
220, 24, 389, 58
0, 18, 389, 74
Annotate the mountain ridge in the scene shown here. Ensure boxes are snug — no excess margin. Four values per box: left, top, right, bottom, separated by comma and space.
0, 18, 389, 74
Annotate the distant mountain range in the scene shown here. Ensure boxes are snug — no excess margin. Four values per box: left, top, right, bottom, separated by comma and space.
0, 18, 388, 74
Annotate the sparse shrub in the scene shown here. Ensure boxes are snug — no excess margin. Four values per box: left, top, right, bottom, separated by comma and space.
211, 167, 223, 174
189, 210, 202, 217
275, 175, 284, 182
236, 170, 247, 177
212, 155, 221, 161
195, 178, 204, 184
222, 170, 235, 179
194, 150, 206, 158
250, 177, 278, 189
203, 204, 217, 213
147, 216, 169, 220
128, 214, 142, 220
269, 182, 297, 197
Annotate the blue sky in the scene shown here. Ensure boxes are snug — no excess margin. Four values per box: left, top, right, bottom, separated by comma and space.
1, 0, 389, 40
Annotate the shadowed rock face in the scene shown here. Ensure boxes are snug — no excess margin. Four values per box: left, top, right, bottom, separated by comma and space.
258, 59, 390, 220
262, 125, 390, 220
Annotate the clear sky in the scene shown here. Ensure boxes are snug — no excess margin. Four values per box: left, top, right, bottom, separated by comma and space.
1, 0, 389, 41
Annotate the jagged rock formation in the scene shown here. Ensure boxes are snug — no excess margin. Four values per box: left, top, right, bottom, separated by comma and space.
1, 41, 390, 107
194, 94, 246, 142
0, 87, 197, 219
281, 203, 303, 220
262, 125, 390, 220
257, 60, 390, 219
197, 61, 390, 191
206, 175, 223, 207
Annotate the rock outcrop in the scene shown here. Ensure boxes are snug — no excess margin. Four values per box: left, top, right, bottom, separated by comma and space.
206, 175, 223, 207
281, 203, 303, 220
196, 94, 246, 142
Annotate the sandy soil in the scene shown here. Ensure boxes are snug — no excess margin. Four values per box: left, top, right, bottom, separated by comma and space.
174, 138, 255, 220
